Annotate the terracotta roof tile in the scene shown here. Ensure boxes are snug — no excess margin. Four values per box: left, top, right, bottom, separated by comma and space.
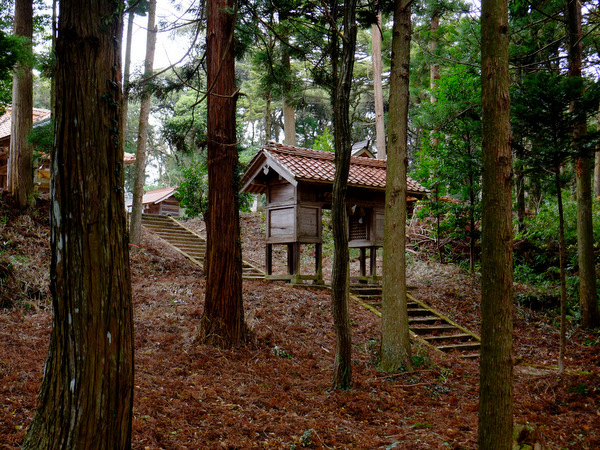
0, 108, 52, 140
261, 142, 428, 195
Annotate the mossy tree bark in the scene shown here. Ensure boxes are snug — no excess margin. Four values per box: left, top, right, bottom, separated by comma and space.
478, 0, 514, 446
198, 0, 244, 348
380, 0, 413, 373
22, 1, 134, 447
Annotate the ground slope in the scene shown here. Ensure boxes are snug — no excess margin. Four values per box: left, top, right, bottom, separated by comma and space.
0, 203, 598, 448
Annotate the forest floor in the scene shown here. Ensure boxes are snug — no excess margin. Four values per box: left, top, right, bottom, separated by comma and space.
0, 202, 599, 449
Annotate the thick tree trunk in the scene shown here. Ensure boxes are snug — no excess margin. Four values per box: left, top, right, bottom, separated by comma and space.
478, 0, 514, 446
198, 0, 244, 348
130, 0, 157, 246
380, 0, 413, 372
576, 156, 600, 327
22, 1, 133, 447
8, 0, 33, 208
567, 0, 600, 329
331, 0, 357, 389
372, 12, 385, 159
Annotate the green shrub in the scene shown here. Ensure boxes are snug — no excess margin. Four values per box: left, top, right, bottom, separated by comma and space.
176, 158, 208, 220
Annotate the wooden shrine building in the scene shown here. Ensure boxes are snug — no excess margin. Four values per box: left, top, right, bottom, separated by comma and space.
240, 142, 429, 284
126, 186, 181, 217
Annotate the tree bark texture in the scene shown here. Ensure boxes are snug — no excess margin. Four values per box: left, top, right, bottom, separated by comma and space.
331, 0, 357, 390
372, 12, 385, 159
429, 13, 440, 104
8, 0, 33, 208
380, 0, 413, 372
567, 0, 600, 329
556, 170, 567, 373
22, 1, 134, 447
281, 9, 296, 147
594, 149, 600, 199
479, 0, 514, 446
130, 0, 157, 246
120, 10, 135, 140
198, 0, 244, 348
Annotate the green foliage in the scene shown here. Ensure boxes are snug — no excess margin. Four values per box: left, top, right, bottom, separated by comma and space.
176, 157, 208, 220
27, 119, 53, 155
514, 194, 600, 311
511, 72, 600, 170
411, 65, 482, 264
0, 31, 35, 111
312, 127, 334, 152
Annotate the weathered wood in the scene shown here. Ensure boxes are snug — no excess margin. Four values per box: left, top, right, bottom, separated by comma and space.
268, 182, 295, 204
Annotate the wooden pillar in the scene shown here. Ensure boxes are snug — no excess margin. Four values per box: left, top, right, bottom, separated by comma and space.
359, 247, 367, 280
369, 246, 377, 283
265, 243, 273, 275
314, 243, 323, 285
287, 243, 300, 282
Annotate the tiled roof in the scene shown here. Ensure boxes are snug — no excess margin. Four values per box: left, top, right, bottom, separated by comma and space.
251, 142, 428, 195
0, 108, 52, 140
126, 186, 179, 207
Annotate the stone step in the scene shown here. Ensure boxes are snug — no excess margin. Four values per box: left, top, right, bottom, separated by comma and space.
408, 316, 443, 324
423, 333, 473, 342
410, 325, 458, 334
141, 214, 263, 280
437, 342, 481, 352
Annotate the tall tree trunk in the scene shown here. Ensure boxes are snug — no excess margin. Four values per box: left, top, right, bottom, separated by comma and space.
198, 0, 244, 347
567, 0, 600, 329
429, 13, 440, 104
22, 1, 133, 447
331, 0, 357, 389
380, 0, 413, 372
121, 10, 135, 140
429, 12, 440, 148
130, 0, 157, 246
594, 149, 600, 198
515, 157, 526, 233
372, 12, 385, 159
280, 7, 296, 146
265, 91, 272, 142
8, 0, 33, 208
478, 0, 514, 445
556, 169, 567, 373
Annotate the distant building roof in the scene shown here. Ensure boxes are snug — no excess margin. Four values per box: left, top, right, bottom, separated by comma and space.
241, 142, 428, 197
351, 139, 376, 158
124, 152, 136, 165
0, 107, 51, 140
126, 186, 178, 207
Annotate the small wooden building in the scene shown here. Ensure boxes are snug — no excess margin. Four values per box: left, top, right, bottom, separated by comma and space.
0, 108, 51, 191
240, 142, 428, 283
127, 186, 181, 216
0, 108, 136, 196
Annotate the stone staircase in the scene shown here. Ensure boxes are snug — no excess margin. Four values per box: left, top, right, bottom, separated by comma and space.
350, 284, 480, 359
141, 214, 264, 279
